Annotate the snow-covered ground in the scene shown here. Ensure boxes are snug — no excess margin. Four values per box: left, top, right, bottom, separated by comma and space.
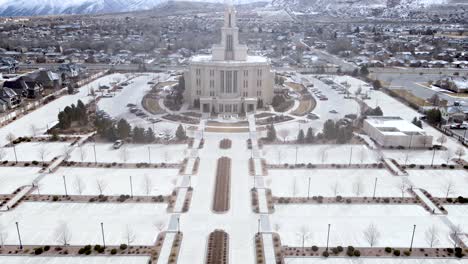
0, 73, 125, 147
0, 256, 150, 264
68, 143, 187, 164
0, 202, 167, 246
2, 142, 71, 162
286, 258, 468, 264
445, 205, 468, 232
383, 148, 457, 165
263, 144, 379, 165
0, 166, 40, 194
268, 169, 406, 197
37, 167, 179, 196
272, 204, 453, 248
408, 169, 468, 197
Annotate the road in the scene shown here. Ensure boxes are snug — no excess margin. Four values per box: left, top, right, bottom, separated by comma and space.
370, 68, 468, 105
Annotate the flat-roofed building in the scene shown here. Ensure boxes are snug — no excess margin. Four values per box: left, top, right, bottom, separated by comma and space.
363, 116, 433, 148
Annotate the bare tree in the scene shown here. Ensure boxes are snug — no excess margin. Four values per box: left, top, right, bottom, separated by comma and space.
123, 225, 136, 246
276, 149, 282, 165
0, 147, 6, 162
363, 223, 380, 247
163, 151, 170, 163
396, 179, 407, 198
436, 135, 447, 148
62, 146, 70, 161
455, 147, 466, 160
330, 181, 341, 196
359, 149, 367, 164
73, 177, 86, 195
120, 147, 129, 163
278, 129, 290, 142
154, 221, 165, 233
424, 225, 440, 248
30, 124, 38, 137
450, 225, 462, 248
6, 132, 16, 145
96, 179, 108, 195
0, 222, 8, 248
37, 144, 48, 163
79, 146, 87, 162
297, 225, 311, 252
353, 178, 364, 196
141, 175, 153, 196
442, 179, 456, 198
55, 222, 72, 246
445, 149, 452, 164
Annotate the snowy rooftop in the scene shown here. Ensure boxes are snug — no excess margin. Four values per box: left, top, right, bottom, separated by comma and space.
365, 116, 426, 135
190, 54, 268, 64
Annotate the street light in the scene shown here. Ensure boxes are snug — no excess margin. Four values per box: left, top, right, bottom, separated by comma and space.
372, 177, 378, 199
307, 177, 311, 199
101, 222, 106, 248
409, 224, 416, 251
15, 222, 22, 249
129, 176, 133, 198
62, 175, 68, 196
257, 218, 261, 234
93, 144, 97, 165
326, 224, 331, 252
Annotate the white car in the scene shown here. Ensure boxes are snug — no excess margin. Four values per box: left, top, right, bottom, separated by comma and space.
113, 140, 124, 149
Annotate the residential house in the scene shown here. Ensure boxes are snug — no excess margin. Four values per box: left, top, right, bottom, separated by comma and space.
0, 84, 21, 110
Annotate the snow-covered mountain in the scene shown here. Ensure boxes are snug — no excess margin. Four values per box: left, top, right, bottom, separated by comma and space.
0, 0, 266, 17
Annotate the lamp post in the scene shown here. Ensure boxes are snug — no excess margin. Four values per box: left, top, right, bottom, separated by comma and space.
409, 224, 416, 251
93, 144, 97, 165
15, 222, 22, 249
257, 218, 261, 234
326, 224, 331, 252
129, 176, 133, 198
307, 177, 311, 199
372, 177, 378, 199
148, 146, 151, 164
101, 222, 106, 248
431, 148, 436, 167
62, 175, 68, 196
349, 147, 353, 166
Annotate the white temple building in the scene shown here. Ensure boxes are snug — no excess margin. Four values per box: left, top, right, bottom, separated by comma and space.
184, 2, 274, 114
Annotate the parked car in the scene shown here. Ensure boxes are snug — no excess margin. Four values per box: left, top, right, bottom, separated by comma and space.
329, 110, 338, 114
113, 140, 124, 149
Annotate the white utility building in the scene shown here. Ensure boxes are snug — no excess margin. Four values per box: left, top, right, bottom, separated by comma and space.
184, 3, 274, 114
363, 116, 433, 148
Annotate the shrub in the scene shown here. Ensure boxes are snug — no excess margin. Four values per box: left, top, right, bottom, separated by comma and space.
44, 245, 50, 251
447, 198, 453, 203
111, 248, 117, 255
404, 250, 411, 256
337, 246, 343, 252
393, 249, 400, 256
385, 247, 392, 253
322, 251, 329, 257
94, 245, 101, 251
78, 248, 86, 254
34, 247, 43, 255
447, 248, 454, 254
120, 244, 128, 250
52, 196, 59, 201
312, 246, 319, 252
354, 250, 361, 257
332, 247, 339, 254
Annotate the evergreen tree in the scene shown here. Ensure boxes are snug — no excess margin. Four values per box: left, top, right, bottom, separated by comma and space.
175, 124, 187, 140
360, 66, 369, 76
145, 128, 156, 143
267, 124, 276, 141
297, 129, 305, 144
373, 106, 383, 116
132, 127, 145, 143
305, 127, 315, 143
337, 128, 347, 144
117, 119, 131, 139
426, 109, 442, 125
323, 120, 337, 140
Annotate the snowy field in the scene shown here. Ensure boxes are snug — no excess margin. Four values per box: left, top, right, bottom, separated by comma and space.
445, 205, 468, 232
37, 167, 179, 196
0, 167, 40, 194
383, 149, 457, 165
0, 256, 150, 264
263, 144, 379, 165
268, 169, 406, 198
0, 202, 168, 246
69, 143, 187, 164
1, 142, 71, 162
408, 169, 468, 197
286, 258, 468, 264
0, 73, 125, 147
272, 204, 452, 248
